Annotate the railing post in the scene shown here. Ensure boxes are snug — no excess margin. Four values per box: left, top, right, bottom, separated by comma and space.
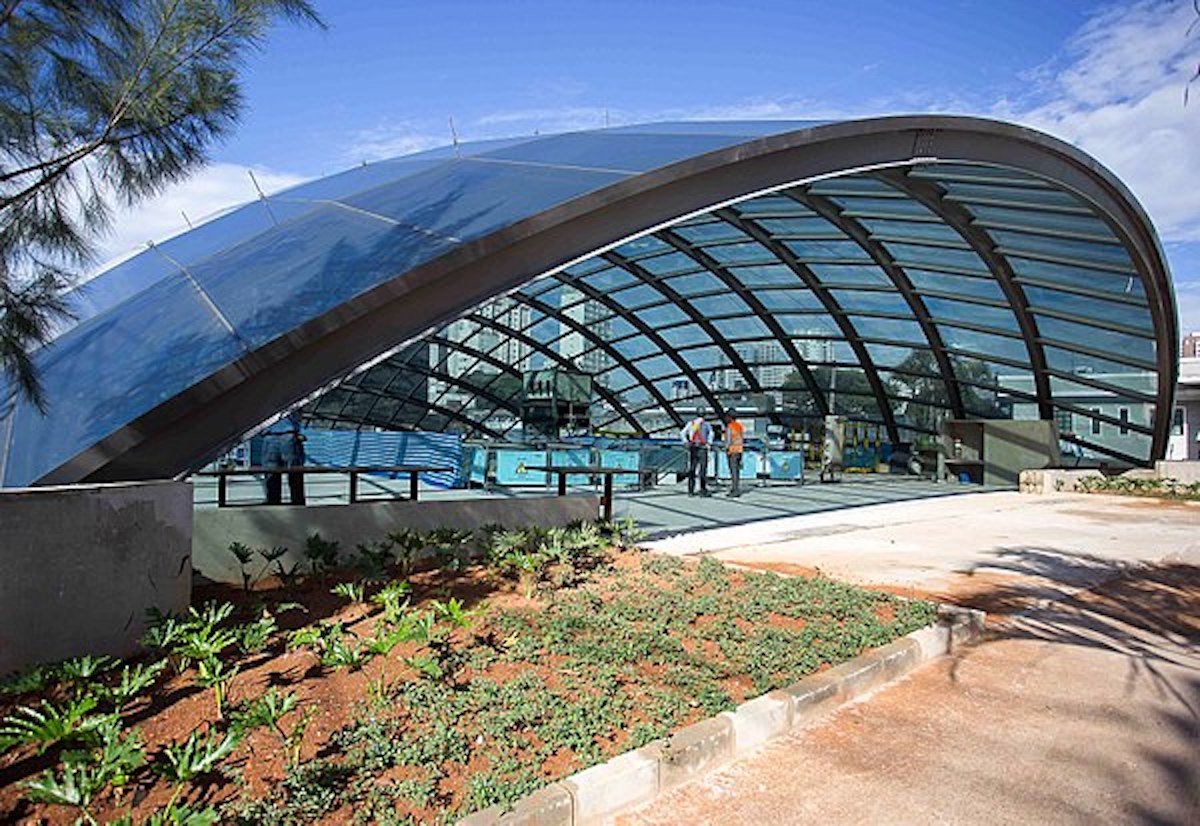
218, 473, 227, 508
349, 470, 358, 504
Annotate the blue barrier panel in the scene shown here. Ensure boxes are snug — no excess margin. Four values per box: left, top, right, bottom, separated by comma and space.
767, 451, 804, 481
713, 450, 764, 479
550, 448, 592, 482
843, 445, 878, 469
466, 445, 488, 485
495, 449, 549, 486
598, 449, 640, 486
300, 429, 463, 488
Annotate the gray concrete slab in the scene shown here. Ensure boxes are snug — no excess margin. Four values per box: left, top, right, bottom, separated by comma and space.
646, 491, 1200, 597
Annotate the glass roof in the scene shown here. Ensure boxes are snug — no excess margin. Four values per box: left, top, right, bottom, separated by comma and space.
0, 118, 1175, 485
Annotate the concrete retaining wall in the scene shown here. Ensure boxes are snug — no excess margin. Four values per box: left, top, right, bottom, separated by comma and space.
1155, 460, 1200, 484
1018, 468, 1104, 494
193, 494, 600, 584
0, 480, 192, 676
459, 605, 985, 826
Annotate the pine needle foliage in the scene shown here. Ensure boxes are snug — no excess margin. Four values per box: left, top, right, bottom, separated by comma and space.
0, 0, 323, 407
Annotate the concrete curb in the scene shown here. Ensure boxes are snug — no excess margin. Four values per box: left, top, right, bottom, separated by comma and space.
459, 603, 985, 826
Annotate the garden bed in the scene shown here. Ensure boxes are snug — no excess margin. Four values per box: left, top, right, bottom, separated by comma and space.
0, 523, 936, 825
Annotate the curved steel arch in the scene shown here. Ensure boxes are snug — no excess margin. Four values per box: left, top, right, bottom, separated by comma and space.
788, 189, 966, 420
718, 204, 902, 443
6, 115, 1175, 485
873, 168, 1056, 423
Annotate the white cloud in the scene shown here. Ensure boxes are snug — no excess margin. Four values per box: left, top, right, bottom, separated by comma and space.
92, 162, 307, 270
340, 120, 445, 164
996, 1, 1200, 243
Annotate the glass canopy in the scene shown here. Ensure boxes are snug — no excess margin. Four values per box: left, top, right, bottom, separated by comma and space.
0, 117, 1176, 486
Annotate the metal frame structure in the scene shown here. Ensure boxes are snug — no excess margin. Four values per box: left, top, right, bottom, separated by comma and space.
0, 116, 1176, 486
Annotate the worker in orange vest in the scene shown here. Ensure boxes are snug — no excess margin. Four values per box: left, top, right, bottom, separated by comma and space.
724, 412, 745, 497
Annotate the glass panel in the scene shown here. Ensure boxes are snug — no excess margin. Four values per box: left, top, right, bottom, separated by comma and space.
1008, 257, 1143, 298
1022, 286, 1152, 333
690, 293, 752, 317
941, 181, 1088, 211
638, 251, 700, 276
730, 264, 799, 287
734, 196, 812, 215
881, 242, 984, 272
864, 343, 930, 368
671, 222, 750, 244
776, 315, 843, 338
579, 267, 638, 291
756, 289, 825, 312
630, 354, 681, 379
848, 316, 928, 344
713, 315, 772, 341
1036, 316, 1155, 362
939, 327, 1031, 364
1043, 346, 1157, 393
833, 197, 937, 218
923, 297, 1019, 331
610, 335, 660, 360
964, 204, 1117, 239
659, 324, 710, 349
674, 344, 729, 371
610, 282, 666, 309
989, 229, 1132, 271
756, 216, 844, 236
783, 239, 872, 261
613, 235, 672, 259
633, 303, 689, 327
662, 271, 728, 297
701, 242, 777, 265
858, 218, 964, 244
829, 290, 913, 315
907, 269, 1005, 301
806, 263, 892, 287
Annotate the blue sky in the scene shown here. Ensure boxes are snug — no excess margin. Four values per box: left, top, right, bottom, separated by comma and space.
100, 0, 1200, 334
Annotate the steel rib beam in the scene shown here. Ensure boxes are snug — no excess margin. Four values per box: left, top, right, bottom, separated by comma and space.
875, 168, 1055, 423
717, 208, 901, 444
555, 273, 725, 417
602, 250, 765, 403
790, 189, 966, 420
655, 228, 830, 418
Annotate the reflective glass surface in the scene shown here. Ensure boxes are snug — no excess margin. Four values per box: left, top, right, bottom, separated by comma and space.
0, 126, 1174, 485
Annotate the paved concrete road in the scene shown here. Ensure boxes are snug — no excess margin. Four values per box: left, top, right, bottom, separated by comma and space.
625, 493, 1200, 826
647, 491, 1200, 596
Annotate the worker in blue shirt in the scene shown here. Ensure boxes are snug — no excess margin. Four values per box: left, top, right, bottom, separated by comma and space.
262, 410, 306, 505
680, 414, 713, 497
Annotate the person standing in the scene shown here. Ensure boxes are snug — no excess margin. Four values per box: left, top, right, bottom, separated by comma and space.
263, 411, 306, 505
724, 412, 745, 497
680, 414, 713, 497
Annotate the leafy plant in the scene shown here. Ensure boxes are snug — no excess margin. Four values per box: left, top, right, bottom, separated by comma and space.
356, 539, 396, 580
98, 660, 168, 711
58, 655, 118, 686
431, 597, 475, 628
227, 541, 256, 592
232, 613, 278, 655
322, 634, 369, 671
194, 657, 238, 719
0, 663, 56, 697
0, 695, 109, 755
386, 528, 426, 577
331, 580, 367, 604
303, 532, 341, 574
156, 729, 241, 784
231, 688, 298, 737
404, 654, 444, 681
370, 580, 412, 621
24, 752, 112, 824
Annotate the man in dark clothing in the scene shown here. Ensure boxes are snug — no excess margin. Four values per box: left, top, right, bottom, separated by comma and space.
681, 415, 713, 496
263, 411, 306, 505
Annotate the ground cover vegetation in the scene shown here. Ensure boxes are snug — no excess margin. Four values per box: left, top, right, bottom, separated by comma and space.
1076, 475, 1200, 501
0, 518, 936, 824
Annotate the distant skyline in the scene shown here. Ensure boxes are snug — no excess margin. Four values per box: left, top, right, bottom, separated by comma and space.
97, 0, 1200, 334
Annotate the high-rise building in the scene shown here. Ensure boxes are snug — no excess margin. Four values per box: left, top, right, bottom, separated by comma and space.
1183, 332, 1200, 358
557, 287, 612, 377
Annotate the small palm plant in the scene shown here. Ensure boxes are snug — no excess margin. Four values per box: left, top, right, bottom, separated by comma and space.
386, 528, 425, 577
194, 657, 238, 720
